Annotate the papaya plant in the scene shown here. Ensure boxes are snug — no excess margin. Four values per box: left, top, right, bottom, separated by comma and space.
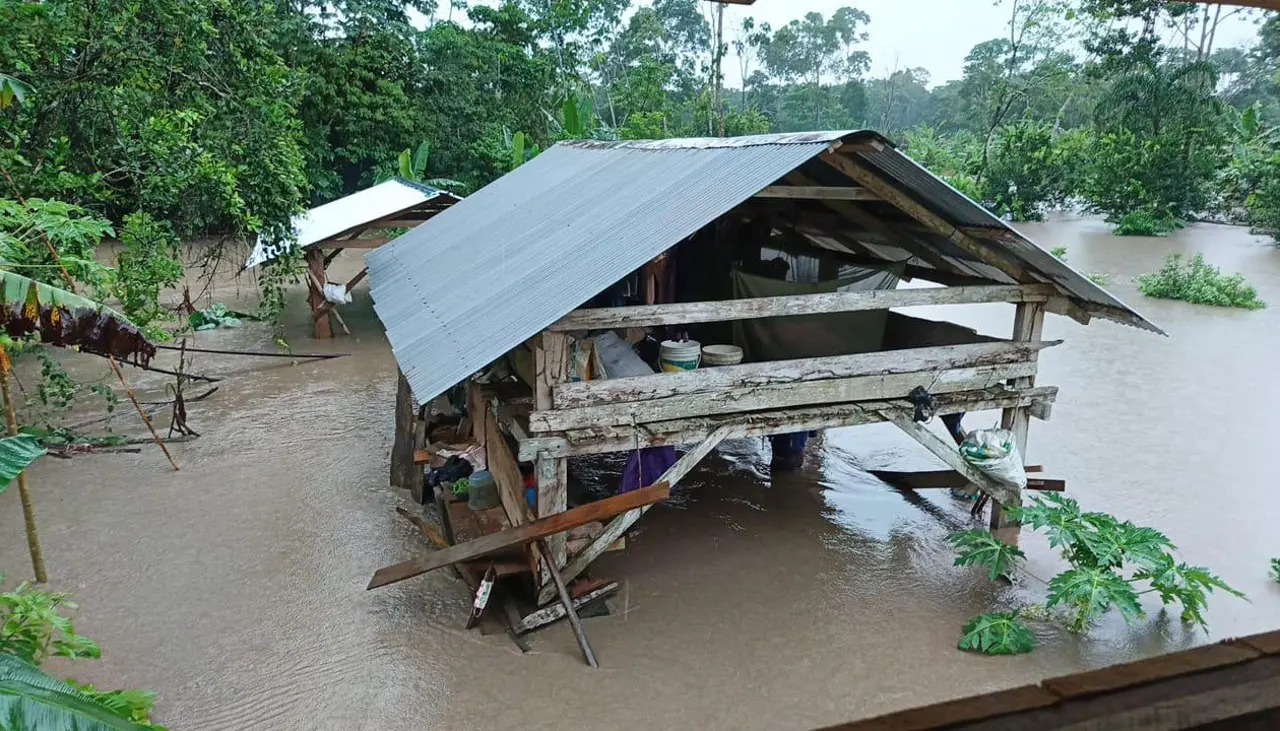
958, 612, 1035, 656
951, 493, 1243, 654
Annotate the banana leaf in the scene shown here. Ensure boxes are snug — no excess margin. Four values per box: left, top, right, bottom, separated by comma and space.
0, 435, 45, 494
0, 270, 155, 364
0, 654, 145, 731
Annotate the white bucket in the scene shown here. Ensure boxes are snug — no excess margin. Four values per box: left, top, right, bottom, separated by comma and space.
660, 339, 702, 372
701, 344, 744, 367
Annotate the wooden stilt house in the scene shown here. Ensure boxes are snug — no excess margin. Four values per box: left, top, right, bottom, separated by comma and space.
365, 131, 1161, 612
244, 178, 460, 338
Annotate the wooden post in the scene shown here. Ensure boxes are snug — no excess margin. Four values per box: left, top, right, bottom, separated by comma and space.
536, 540, 599, 668
535, 331, 570, 583
391, 370, 418, 490
538, 425, 732, 605
305, 248, 332, 339
992, 301, 1045, 529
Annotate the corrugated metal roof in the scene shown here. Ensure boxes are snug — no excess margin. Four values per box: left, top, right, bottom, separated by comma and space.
368, 135, 840, 403
370, 131, 1160, 406
245, 178, 460, 268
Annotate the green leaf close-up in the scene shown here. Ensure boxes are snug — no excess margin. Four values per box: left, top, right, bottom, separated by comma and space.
0, 655, 147, 731
0, 435, 45, 494
946, 529, 1026, 582
958, 613, 1035, 656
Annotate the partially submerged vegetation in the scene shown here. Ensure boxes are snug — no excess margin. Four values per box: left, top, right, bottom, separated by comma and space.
951, 493, 1243, 656
1137, 253, 1267, 310
0, 576, 163, 729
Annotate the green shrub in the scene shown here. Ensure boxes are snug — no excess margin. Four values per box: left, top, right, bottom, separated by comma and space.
1136, 253, 1267, 309
1271, 558, 1279, 584
1113, 210, 1180, 237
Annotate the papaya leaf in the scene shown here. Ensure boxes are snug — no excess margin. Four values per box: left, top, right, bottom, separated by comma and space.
1006, 493, 1086, 554
946, 529, 1026, 582
958, 612, 1035, 656
1078, 521, 1173, 571
1134, 554, 1245, 631
0, 654, 146, 731
1047, 566, 1143, 632
0, 434, 45, 494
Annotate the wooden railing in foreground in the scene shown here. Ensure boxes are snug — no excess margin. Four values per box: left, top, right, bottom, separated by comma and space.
813, 630, 1280, 731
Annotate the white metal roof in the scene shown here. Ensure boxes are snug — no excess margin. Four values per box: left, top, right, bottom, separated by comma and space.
244, 179, 458, 268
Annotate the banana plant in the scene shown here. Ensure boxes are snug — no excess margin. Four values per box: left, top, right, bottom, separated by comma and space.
0, 73, 28, 109
0, 654, 149, 731
396, 141, 466, 194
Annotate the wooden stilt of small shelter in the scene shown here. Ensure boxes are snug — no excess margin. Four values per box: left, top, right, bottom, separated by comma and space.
534, 332, 570, 586
992, 301, 1045, 529
390, 370, 418, 490
305, 248, 333, 340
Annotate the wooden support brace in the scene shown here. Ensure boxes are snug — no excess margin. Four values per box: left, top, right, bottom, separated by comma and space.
367, 483, 671, 590
754, 185, 879, 201
536, 425, 732, 605
881, 411, 1019, 507
535, 540, 599, 668
304, 248, 332, 339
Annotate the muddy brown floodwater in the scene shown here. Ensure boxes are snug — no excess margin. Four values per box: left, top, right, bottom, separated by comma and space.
1, 215, 1278, 730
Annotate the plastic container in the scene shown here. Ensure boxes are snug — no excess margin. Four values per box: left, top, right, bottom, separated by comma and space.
701, 344, 744, 367
467, 470, 500, 511
660, 339, 702, 372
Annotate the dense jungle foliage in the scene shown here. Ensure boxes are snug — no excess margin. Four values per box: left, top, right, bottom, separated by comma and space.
1, 0, 1278, 325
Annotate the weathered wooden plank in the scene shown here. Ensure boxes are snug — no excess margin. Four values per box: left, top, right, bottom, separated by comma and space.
390, 370, 418, 490
517, 582, 619, 634
992, 300, 1045, 529
1041, 643, 1259, 700
553, 341, 1061, 410
536, 453, 568, 577
870, 469, 1064, 492
754, 185, 879, 201
883, 411, 1019, 506
366, 483, 671, 590
812, 685, 1059, 731
549, 284, 1053, 332
485, 402, 532, 527
521, 386, 1060, 460
531, 361, 1039, 432
537, 426, 732, 605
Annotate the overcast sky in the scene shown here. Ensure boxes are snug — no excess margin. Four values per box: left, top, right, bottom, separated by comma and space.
436, 1, 1267, 86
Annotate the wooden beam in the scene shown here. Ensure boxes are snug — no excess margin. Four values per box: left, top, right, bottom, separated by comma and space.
882, 410, 1019, 506
485, 402, 532, 526
532, 362, 1038, 433
819, 152, 1032, 284
534, 331, 570, 577
870, 469, 1064, 493
366, 483, 671, 590
550, 283, 1052, 332
520, 386, 1059, 460
516, 582, 619, 634
537, 426, 732, 605
553, 340, 1061, 410
390, 370, 418, 490
304, 248, 333, 339
754, 185, 879, 201
336, 237, 392, 250
786, 171, 978, 280
535, 540, 599, 667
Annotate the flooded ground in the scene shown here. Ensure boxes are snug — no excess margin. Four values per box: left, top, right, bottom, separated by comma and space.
1, 216, 1278, 730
